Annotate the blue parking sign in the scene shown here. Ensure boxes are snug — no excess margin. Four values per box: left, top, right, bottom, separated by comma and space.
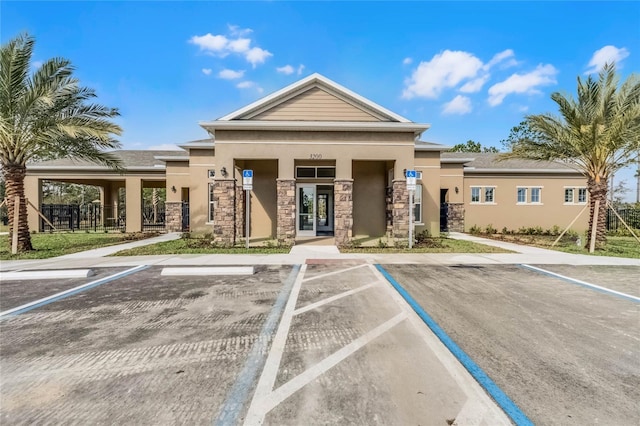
406, 170, 416, 178
243, 170, 253, 178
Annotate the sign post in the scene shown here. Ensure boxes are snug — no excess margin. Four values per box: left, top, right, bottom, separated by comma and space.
406, 170, 417, 249
243, 170, 253, 249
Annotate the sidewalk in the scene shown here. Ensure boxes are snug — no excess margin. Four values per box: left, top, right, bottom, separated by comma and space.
1, 232, 638, 272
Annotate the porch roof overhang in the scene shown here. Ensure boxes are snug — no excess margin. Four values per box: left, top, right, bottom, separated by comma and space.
199, 120, 430, 137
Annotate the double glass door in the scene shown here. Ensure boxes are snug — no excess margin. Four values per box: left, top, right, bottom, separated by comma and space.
297, 184, 333, 236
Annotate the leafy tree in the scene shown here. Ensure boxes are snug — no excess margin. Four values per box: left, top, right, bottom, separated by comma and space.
502, 63, 640, 249
0, 33, 122, 252
500, 120, 543, 152
449, 139, 499, 153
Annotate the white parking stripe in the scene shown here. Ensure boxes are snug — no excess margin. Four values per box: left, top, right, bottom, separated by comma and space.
243, 264, 307, 425
521, 264, 640, 302
252, 313, 406, 420
293, 282, 378, 316
301, 263, 368, 283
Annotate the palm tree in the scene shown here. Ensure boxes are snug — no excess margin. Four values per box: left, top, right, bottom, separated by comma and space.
0, 33, 122, 252
504, 63, 640, 249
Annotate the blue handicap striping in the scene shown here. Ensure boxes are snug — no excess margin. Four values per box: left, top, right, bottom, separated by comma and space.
375, 264, 534, 426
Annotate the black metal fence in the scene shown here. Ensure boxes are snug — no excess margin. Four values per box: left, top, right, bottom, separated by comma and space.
607, 207, 640, 231
39, 202, 167, 232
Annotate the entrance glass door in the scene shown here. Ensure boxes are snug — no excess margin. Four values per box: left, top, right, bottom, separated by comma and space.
297, 185, 316, 236
316, 186, 333, 235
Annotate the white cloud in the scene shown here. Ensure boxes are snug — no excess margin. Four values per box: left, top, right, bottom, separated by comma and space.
236, 80, 264, 93
459, 75, 490, 93
402, 50, 483, 99
245, 47, 272, 67
487, 64, 558, 106
403, 57, 413, 65
31, 60, 43, 69
219, 68, 244, 79
202, 68, 212, 75
484, 49, 517, 70
278, 64, 305, 75
585, 45, 630, 74
189, 26, 272, 67
276, 65, 295, 75
190, 33, 229, 54
442, 95, 472, 115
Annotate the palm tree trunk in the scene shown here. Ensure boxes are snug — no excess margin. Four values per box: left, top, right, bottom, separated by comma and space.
586, 178, 608, 249
3, 164, 33, 252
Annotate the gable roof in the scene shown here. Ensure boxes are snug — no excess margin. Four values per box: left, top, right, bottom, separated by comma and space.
441, 152, 580, 174
217, 73, 412, 123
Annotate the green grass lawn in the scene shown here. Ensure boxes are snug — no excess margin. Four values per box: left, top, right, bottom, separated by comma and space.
113, 238, 291, 256
0, 232, 154, 260
474, 233, 640, 259
341, 237, 512, 253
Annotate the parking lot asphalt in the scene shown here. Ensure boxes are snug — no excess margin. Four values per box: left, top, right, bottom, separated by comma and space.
1, 234, 639, 425
1, 262, 512, 425
382, 264, 640, 425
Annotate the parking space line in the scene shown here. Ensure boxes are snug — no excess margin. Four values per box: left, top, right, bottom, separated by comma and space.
249, 312, 406, 423
301, 263, 368, 283
214, 264, 304, 426
293, 282, 379, 316
375, 264, 533, 426
0, 265, 149, 319
521, 264, 640, 303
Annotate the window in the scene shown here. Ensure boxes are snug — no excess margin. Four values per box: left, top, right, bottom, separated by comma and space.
531, 187, 541, 203
471, 186, 496, 204
578, 188, 587, 203
564, 188, 574, 203
413, 184, 422, 223
296, 166, 336, 179
471, 187, 480, 203
208, 183, 215, 222
517, 188, 527, 203
564, 187, 587, 204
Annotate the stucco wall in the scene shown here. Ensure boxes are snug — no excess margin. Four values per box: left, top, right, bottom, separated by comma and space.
463, 174, 590, 232
353, 161, 386, 237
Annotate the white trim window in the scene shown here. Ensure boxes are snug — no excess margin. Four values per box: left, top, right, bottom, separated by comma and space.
413, 184, 423, 223
531, 187, 541, 204
471, 187, 481, 203
517, 187, 527, 203
564, 187, 587, 204
208, 183, 215, 222
578, 188, 587, 203
564, 188, 574, 203
471, 186, 496, 204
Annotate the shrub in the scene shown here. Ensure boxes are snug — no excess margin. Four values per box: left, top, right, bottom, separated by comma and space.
469, 225, 482, 235
485, 224, 497, 234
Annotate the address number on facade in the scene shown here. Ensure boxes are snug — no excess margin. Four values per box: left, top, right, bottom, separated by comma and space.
309, 153, 323, 160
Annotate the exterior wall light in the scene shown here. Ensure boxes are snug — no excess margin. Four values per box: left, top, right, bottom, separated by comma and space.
221, 167, 228, 177
455, 186, 459, 194
171, 186, 177, 193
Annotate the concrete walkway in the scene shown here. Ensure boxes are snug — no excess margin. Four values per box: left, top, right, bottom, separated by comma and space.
1, 232, 638, 272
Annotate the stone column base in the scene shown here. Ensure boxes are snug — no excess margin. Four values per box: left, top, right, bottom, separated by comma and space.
165, 202, 183, 232
277, 179, 296, 246
334, 179, 354, 247
392, 179, 409, 239
213, 179, 236, 246
446, 202, 465, 232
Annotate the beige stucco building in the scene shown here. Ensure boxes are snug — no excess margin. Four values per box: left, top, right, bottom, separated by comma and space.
24, 74, 590, 245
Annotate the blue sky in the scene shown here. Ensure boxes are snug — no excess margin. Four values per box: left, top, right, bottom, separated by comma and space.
2, 1, 639, 200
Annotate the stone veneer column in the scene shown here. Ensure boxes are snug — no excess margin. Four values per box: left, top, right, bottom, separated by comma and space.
213, 179, 236, 246
277, 179, 296, 245
392, 179, 409, 239
235, 183, 245, 239
165, 201, 183, 232
334, 179, 354, 247
385, 186, 393, 236
446, 202, 465, 232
